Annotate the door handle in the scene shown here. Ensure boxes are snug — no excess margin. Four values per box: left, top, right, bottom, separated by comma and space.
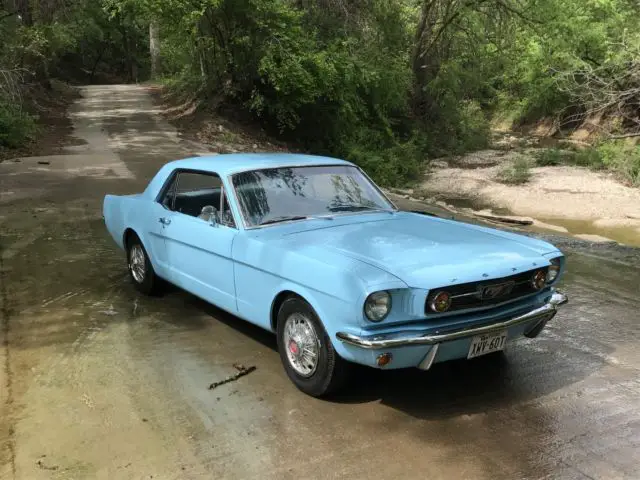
159, 217, 171, 225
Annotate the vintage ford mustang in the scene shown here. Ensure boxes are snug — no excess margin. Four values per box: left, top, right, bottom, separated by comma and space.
103, 153, 568, 396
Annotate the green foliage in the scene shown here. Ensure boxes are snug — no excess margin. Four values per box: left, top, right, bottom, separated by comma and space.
533, 143, 640, 185
572, 148, 605, 169
536, 148, 563, 166
0, 100, 37, 148
151, 0, 420, 184
596, 141, 640, 186
2, 0, 640, 188
345, 137, 422, 187
497, 157, 532, 185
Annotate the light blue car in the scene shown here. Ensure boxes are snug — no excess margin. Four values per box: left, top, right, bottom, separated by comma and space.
103, 153, 568, 397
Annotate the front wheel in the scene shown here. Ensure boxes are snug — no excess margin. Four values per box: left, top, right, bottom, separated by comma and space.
277, 297, 350, 397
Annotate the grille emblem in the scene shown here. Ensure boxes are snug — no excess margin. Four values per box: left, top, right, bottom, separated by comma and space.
480, 281, 515, 299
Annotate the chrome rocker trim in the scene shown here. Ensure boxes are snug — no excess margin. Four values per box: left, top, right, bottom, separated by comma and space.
336, 291, 568, 350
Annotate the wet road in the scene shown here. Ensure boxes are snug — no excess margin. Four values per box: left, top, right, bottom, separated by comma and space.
1, 85, 639, 479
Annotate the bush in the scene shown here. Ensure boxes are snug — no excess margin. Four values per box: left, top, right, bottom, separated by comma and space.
497, 157, 531, 185
533, 143, 639, 185
343, 134, 422, 187
597, 141, 640, 185
0, 99, 37, 149
536, 148, 563, 166
572, 148, 605, 169
535, 146, 606, 169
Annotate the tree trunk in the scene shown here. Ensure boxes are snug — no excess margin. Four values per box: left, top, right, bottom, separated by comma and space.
149, 20, 160, 78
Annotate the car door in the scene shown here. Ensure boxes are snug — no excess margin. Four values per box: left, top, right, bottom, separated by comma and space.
157, 170, 239, 314
145, 174, 177, 278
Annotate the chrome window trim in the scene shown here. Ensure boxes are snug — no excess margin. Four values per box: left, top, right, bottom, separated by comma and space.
227, 163, 398, 230
219, 185, 237, 229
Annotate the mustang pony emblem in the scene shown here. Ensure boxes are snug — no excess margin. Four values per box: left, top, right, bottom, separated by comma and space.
481, 281, 515, 299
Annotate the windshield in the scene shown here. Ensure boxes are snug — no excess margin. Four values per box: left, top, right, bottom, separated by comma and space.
231, 165, 395, 227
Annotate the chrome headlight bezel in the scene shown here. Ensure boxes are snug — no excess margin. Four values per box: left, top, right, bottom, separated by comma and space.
546, 257, 562, 284
364, 290, 392, 322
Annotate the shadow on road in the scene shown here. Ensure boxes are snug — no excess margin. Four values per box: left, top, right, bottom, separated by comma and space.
185, 291, 609, 422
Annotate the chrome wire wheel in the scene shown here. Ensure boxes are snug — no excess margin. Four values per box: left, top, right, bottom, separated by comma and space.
129, 244, 146, 283
283, 312, 320, 377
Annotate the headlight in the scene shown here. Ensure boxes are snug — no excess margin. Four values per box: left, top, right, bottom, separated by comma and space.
546, 257, 561, 283
364, 291, 391, 322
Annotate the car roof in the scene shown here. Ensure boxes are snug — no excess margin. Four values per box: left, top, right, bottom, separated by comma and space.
166, 153, 355, 176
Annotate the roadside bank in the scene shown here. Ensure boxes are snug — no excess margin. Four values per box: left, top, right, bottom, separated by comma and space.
407, 144, 640, 247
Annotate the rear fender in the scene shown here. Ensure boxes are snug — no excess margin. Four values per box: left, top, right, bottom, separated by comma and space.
103, 194, 127, 250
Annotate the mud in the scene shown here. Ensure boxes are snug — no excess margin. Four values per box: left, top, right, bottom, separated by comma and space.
1, 85, 639, 479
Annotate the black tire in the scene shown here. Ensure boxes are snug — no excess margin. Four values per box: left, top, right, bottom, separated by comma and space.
276, 296, 350, 397
126, 234, 162, 296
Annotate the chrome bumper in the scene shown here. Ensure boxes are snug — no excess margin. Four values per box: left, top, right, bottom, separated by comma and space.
336, 291, 568, 350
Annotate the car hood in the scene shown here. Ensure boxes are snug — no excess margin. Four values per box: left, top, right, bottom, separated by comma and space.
273, 213, 559, 288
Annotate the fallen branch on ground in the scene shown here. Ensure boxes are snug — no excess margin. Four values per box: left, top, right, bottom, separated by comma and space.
472, 212, 534, 225
208, 364, 256, 390
609, 132, 640, 139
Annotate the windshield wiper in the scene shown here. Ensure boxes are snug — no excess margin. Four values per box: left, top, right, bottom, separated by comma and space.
328, 203, 393, 213
259, 215, 308, 226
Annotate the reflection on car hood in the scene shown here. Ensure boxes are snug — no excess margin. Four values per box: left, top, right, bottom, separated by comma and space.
274, 212, 559, 288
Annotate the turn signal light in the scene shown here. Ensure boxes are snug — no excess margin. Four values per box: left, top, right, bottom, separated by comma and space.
377, 353, 393, 367
430, 291, 452, 313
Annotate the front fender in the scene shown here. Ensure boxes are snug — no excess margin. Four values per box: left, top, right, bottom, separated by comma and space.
266, 280, 380, 364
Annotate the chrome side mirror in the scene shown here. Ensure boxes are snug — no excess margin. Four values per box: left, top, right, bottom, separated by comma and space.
199, 205, 218, 227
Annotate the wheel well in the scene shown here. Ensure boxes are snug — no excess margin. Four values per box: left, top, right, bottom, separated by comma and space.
270, 290, 300, 332
123, 228, 138, 250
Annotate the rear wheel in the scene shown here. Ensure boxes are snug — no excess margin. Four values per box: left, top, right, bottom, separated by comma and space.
126, 234, 161, 295
277, 296, 350, 397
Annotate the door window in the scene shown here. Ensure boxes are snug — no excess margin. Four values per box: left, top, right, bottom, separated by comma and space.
171, 171, 222, 219
158, 170, 237, 228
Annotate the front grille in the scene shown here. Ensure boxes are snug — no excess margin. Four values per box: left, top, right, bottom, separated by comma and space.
425, 267, 549, 314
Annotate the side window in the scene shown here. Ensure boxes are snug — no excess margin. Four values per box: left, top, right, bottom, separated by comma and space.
173, 172, 223, 219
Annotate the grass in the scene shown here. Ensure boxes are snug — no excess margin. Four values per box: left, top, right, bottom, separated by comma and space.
534, 142, 640, 186
535, 148, 563, 166
497, 157, 531, 185
597, 141, 640, 186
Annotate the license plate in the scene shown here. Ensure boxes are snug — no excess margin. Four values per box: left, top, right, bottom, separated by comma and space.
467, 330, 507, 359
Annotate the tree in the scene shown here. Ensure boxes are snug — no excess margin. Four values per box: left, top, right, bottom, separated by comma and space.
149, 19, 160, 78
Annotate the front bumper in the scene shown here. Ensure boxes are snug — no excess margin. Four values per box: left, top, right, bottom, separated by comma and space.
336, 290, 568, 369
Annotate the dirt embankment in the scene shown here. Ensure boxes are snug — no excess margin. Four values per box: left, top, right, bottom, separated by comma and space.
414, 143, 640, 247
146, 85, 291, 155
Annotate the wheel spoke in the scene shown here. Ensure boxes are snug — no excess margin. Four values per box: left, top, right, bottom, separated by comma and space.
283, 312, 320, 377
129, 245, 146, 283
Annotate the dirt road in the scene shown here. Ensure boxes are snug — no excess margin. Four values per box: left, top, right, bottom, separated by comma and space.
1, 85, 639, 479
